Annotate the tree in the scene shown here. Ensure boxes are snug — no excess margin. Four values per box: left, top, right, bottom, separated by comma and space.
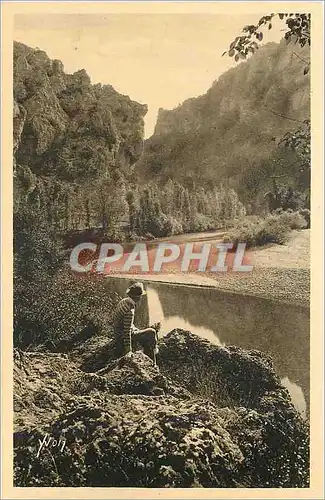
126, 190, 139, 233
161, 178, 176, 216
182, 188, 193, 232
279, 119, 311, 176
92, 170, 127, 239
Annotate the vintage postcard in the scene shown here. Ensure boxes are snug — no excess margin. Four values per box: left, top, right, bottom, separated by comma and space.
1, 1, 324, 499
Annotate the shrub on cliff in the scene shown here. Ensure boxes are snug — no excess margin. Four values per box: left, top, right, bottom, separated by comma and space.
190, 213, 215, 232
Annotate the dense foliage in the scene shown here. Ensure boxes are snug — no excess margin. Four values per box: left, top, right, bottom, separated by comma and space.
13, 201, 120, 348
126, 181, 245, 238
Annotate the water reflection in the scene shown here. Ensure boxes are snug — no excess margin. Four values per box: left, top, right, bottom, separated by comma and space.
281, 377, 307, 419
105, 277, 309, 417
147, 287, 224, 346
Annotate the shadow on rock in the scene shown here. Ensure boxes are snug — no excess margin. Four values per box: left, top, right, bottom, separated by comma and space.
14, 329, 309, 488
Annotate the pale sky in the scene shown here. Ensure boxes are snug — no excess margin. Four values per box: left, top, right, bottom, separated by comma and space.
14, 14, 283, 137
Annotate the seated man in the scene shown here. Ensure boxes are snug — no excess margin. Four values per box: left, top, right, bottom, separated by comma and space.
111, 282, 159, 365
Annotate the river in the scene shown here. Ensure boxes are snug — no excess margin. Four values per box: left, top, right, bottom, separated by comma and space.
105, 276, 309, 418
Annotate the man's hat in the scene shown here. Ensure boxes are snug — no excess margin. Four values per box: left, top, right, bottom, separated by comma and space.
126, 282, 147, 297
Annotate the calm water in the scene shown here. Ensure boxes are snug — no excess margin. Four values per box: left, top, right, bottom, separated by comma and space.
105, 277, 309, 418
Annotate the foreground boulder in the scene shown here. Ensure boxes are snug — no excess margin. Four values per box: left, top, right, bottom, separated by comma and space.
14, 330, 309, 488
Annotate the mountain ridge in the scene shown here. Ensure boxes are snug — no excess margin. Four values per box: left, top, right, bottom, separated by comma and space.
137, 40, 310, 211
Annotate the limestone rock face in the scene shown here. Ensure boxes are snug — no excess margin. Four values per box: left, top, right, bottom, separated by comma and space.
136, 40, 310, 207
14, 330, 309, 488
13, 41, 147, 178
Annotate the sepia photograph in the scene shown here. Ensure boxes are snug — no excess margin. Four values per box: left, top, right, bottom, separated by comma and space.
1, 1, 324, 498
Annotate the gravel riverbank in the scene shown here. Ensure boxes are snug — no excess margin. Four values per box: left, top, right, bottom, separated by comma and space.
109, 230, 310, 307
113, 267, 310, 307
193, 267, 310, 307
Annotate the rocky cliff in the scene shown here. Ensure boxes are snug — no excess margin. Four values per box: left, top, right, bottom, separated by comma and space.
13, 42, 147, 231
137, 40, 310, 209
14, 330, 309, 488
14, 41, 147, 176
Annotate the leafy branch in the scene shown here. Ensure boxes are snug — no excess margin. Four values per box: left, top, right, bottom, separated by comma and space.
223, 13, 311, 73
223, 12, 311, 181
278, 120, 311, 173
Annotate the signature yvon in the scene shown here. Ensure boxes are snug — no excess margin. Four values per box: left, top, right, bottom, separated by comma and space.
37, 434, 66, 458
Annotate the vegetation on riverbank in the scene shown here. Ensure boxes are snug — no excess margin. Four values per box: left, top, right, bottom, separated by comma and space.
223, 209, 309, 248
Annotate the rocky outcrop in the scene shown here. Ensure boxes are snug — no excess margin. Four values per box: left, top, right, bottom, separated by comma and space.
14, 330, 309, 488
13, 42, 147, 231
136, 40, 310, 209
14, 42, 147, 177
